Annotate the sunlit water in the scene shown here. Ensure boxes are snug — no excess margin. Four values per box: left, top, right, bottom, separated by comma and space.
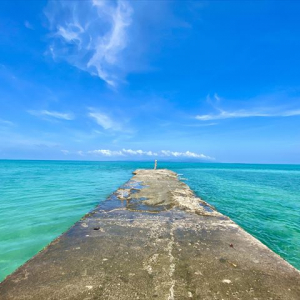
0, 160, 299, 281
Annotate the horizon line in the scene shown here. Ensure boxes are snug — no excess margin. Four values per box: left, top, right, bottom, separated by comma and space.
0, 158, 299, 166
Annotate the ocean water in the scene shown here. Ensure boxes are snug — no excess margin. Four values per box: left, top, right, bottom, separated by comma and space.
0, 161, 299, 282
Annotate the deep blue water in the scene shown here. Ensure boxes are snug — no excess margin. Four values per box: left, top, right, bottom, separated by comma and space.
0, 160, 299, 281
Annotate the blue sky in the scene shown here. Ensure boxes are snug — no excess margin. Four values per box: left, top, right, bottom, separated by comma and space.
1, 0, 300, 163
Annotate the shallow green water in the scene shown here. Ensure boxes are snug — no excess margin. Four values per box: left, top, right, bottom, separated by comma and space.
0, 160, 299, 281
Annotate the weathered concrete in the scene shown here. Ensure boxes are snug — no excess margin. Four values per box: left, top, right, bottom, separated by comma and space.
1, 169, 300, 299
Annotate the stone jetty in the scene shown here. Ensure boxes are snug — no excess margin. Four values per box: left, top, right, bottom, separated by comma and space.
1, 169, 300, 299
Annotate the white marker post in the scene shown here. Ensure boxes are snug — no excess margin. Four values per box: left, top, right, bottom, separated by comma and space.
154, 160, 157, 170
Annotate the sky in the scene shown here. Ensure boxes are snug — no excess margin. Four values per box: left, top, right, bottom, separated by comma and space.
0, 0, 300, 163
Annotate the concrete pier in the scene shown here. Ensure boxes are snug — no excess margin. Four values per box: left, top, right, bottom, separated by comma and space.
1, 169, 300, 299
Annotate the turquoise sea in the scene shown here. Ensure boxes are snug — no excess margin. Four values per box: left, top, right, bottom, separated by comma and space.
0, 160, 300, 282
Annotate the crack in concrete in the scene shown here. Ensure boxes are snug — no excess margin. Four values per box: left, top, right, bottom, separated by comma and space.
167, 225, 175, 300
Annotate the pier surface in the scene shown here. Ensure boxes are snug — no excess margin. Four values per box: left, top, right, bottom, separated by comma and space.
1, 169, 300, 299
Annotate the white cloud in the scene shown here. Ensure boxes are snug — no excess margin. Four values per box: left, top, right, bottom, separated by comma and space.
29, 110, 74, 120
88, 110, 121, 130
161, 150, 212, 159
61, 150, 69, 155
77, 150, 84, 156
45, 0, 132, 86
281, 109, 300, 117
196, 109, 300, 121
197, 93, 300, 121
87, 149, 213, 160
88, 149, 124, 156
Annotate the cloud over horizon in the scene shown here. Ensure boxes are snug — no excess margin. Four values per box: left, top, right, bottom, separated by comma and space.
88, 109, 122, 131
45, 0, 132, 86
86, 148, 213, 160
196, 109, 300, 121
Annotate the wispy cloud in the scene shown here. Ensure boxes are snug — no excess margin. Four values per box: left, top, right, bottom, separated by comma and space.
29, 110, 74, 120
196, 109, 300, 121
87, 149, 213, 160
24, 21, 34, 30
196, 93, 300, 121
0, 118, 14, 126
88, 109, 121, 130
184, 122, 217, 127
45, 0, 132, 86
